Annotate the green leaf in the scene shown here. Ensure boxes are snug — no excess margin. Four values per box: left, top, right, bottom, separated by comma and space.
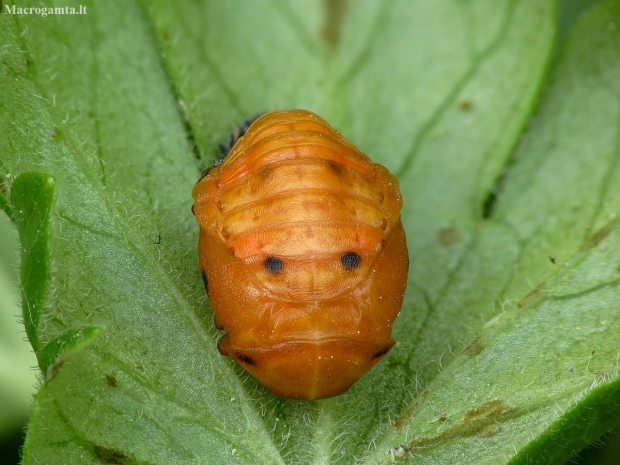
11, 172, 56, 354
1, 0, 619, 463
38, 326, 103, 379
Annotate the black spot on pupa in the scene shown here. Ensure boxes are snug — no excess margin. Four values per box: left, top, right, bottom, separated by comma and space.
236, 354, 256, 366
341, 252, 361, 270
191, 204, 195, 215
327, 160, 343, 175
201, 270, 209, 296
213, 316, 224, 330
264, 256, 284, 274
373, 347, 391, 359
258, 165, 276, 184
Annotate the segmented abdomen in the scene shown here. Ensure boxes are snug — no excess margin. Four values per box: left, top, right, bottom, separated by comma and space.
193, 110, 402, 300
192, 109, 408, 399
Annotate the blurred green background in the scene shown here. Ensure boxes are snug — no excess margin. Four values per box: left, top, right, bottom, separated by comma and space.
1, 0, 619, 463
0, 210, 38, 464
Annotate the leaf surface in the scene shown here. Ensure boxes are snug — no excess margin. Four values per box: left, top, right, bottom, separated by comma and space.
1, 0, 619, 464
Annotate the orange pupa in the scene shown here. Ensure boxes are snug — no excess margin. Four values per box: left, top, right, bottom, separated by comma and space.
192, 109, 408, 400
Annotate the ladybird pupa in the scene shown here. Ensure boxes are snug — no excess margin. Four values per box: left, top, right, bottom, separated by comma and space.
192, 109, 408, 400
